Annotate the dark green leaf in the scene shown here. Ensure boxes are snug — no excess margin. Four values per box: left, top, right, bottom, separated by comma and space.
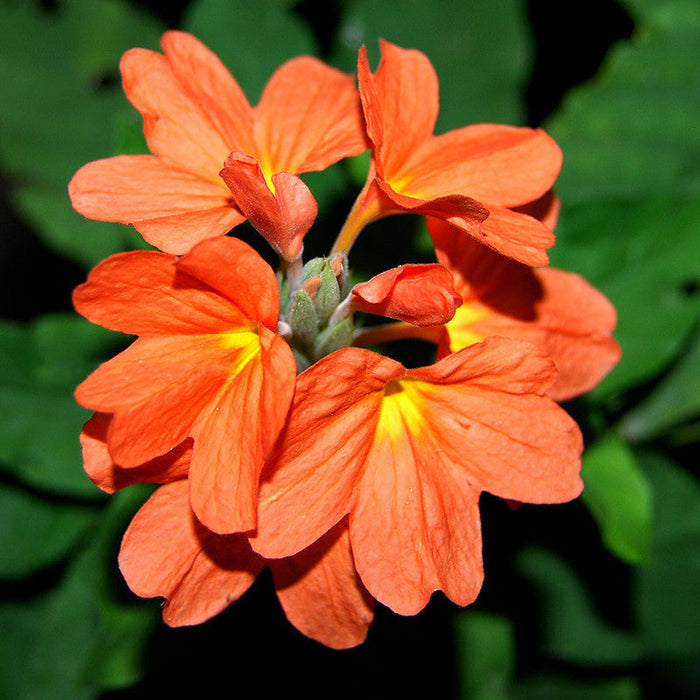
620, 322, 700, 441
455, 610, 515, 700
0, 314, 119, 497
516, 547, 644, 666
329, 0, 532, 128
0, 481, 96, 579
547, 0, 700, 203
633, 450, 700, 659
184, 0, 317, 104
514, 674, 641, 700
0, 487, 156, 698
0, 0, 165, 268
581, 431, 653, 565
549, 197, 700, 396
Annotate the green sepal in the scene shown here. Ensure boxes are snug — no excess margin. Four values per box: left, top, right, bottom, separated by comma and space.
301, 257, 325, 282
315, 263, 341, 327
289, 289, 318, 347
313, 318, 354, 360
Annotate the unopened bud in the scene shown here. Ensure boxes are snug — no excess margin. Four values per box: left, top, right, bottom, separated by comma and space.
289, 289, 318, 347
315, 262, 341, 327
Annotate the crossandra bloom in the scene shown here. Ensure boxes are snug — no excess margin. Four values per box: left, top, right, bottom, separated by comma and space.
69, 32, 611, 650
73, 236, 296, 534
69, 30, 367, 258
250, 339, 583, 615
116, 479, 374, 649
428, 218, 622, 401
332, 40, 562, 266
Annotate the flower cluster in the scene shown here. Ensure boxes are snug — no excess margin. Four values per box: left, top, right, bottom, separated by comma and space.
70, 32, 620, 649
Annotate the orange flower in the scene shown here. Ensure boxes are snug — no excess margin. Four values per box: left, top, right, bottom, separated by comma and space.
332, 40, 562, 266
73, 236, 296, 534
251, 339, 583, 615
69, 31, 367, 258
428, 218, 622, 401
119, 480, 374, 649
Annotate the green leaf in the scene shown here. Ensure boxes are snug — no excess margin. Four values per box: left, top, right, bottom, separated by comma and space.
0, 487, 156, 698
581, 431, 653, 565
0, 314, 119, 497
184, 0, 317, 104
633, 449, 700, 660
455, 610, 515, 700
0, 481, 97, 579
329, 0, 532, 128
548, 196, 700, 397
0, 0, 165, 268
514, 674, 641, 700
544, 0, 700, 399
547, 0, 700, 203
620, 321, 700, 441
515, 547, 644, 666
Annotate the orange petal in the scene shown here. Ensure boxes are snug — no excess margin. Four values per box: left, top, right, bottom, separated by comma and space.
400, 125, 562, 208
377, 178, 552, 266
251, 348, 404, 559
220, 152, 317, 260
254, 57, 367, 174
352, 264, 461, 326
160, 31, 255, 156
189, 327, 295, 534
514, 189, 560, 230
176, 236, 281, 330
75, 335, 231, 465
73, 249, 247, 336
80, 413, 190, 493
431, 219, 621, 400
121, 41, 247, 180
358, 40, 439, 180
271, 520, 375, 649
119, 481, 262, 627
68, 155, 243, 254
351, 434, 484, 615
407, 339, 584, 503
477, 204, 554, 266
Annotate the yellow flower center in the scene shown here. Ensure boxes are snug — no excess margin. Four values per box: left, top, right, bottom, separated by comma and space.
446, 303, 487, 352
220, 325, 261, 374
377, 378, 427, 441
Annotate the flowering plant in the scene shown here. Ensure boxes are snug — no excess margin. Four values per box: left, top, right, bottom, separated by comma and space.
70, 31, 620, 649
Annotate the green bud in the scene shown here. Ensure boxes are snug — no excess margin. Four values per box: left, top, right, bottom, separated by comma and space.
313, 318, 354, 360
315, 262, 341, 327
301, 257, 326, 282
289, 289, 318, 347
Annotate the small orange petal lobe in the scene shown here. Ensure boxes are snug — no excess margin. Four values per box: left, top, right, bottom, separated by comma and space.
80, 413, 191, 493
119, 481, 262, 627
271, 520, 374, 649
254, 56, 368, 174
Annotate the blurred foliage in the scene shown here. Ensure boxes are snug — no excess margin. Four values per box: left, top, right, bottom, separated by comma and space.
0, 0, 698, 698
